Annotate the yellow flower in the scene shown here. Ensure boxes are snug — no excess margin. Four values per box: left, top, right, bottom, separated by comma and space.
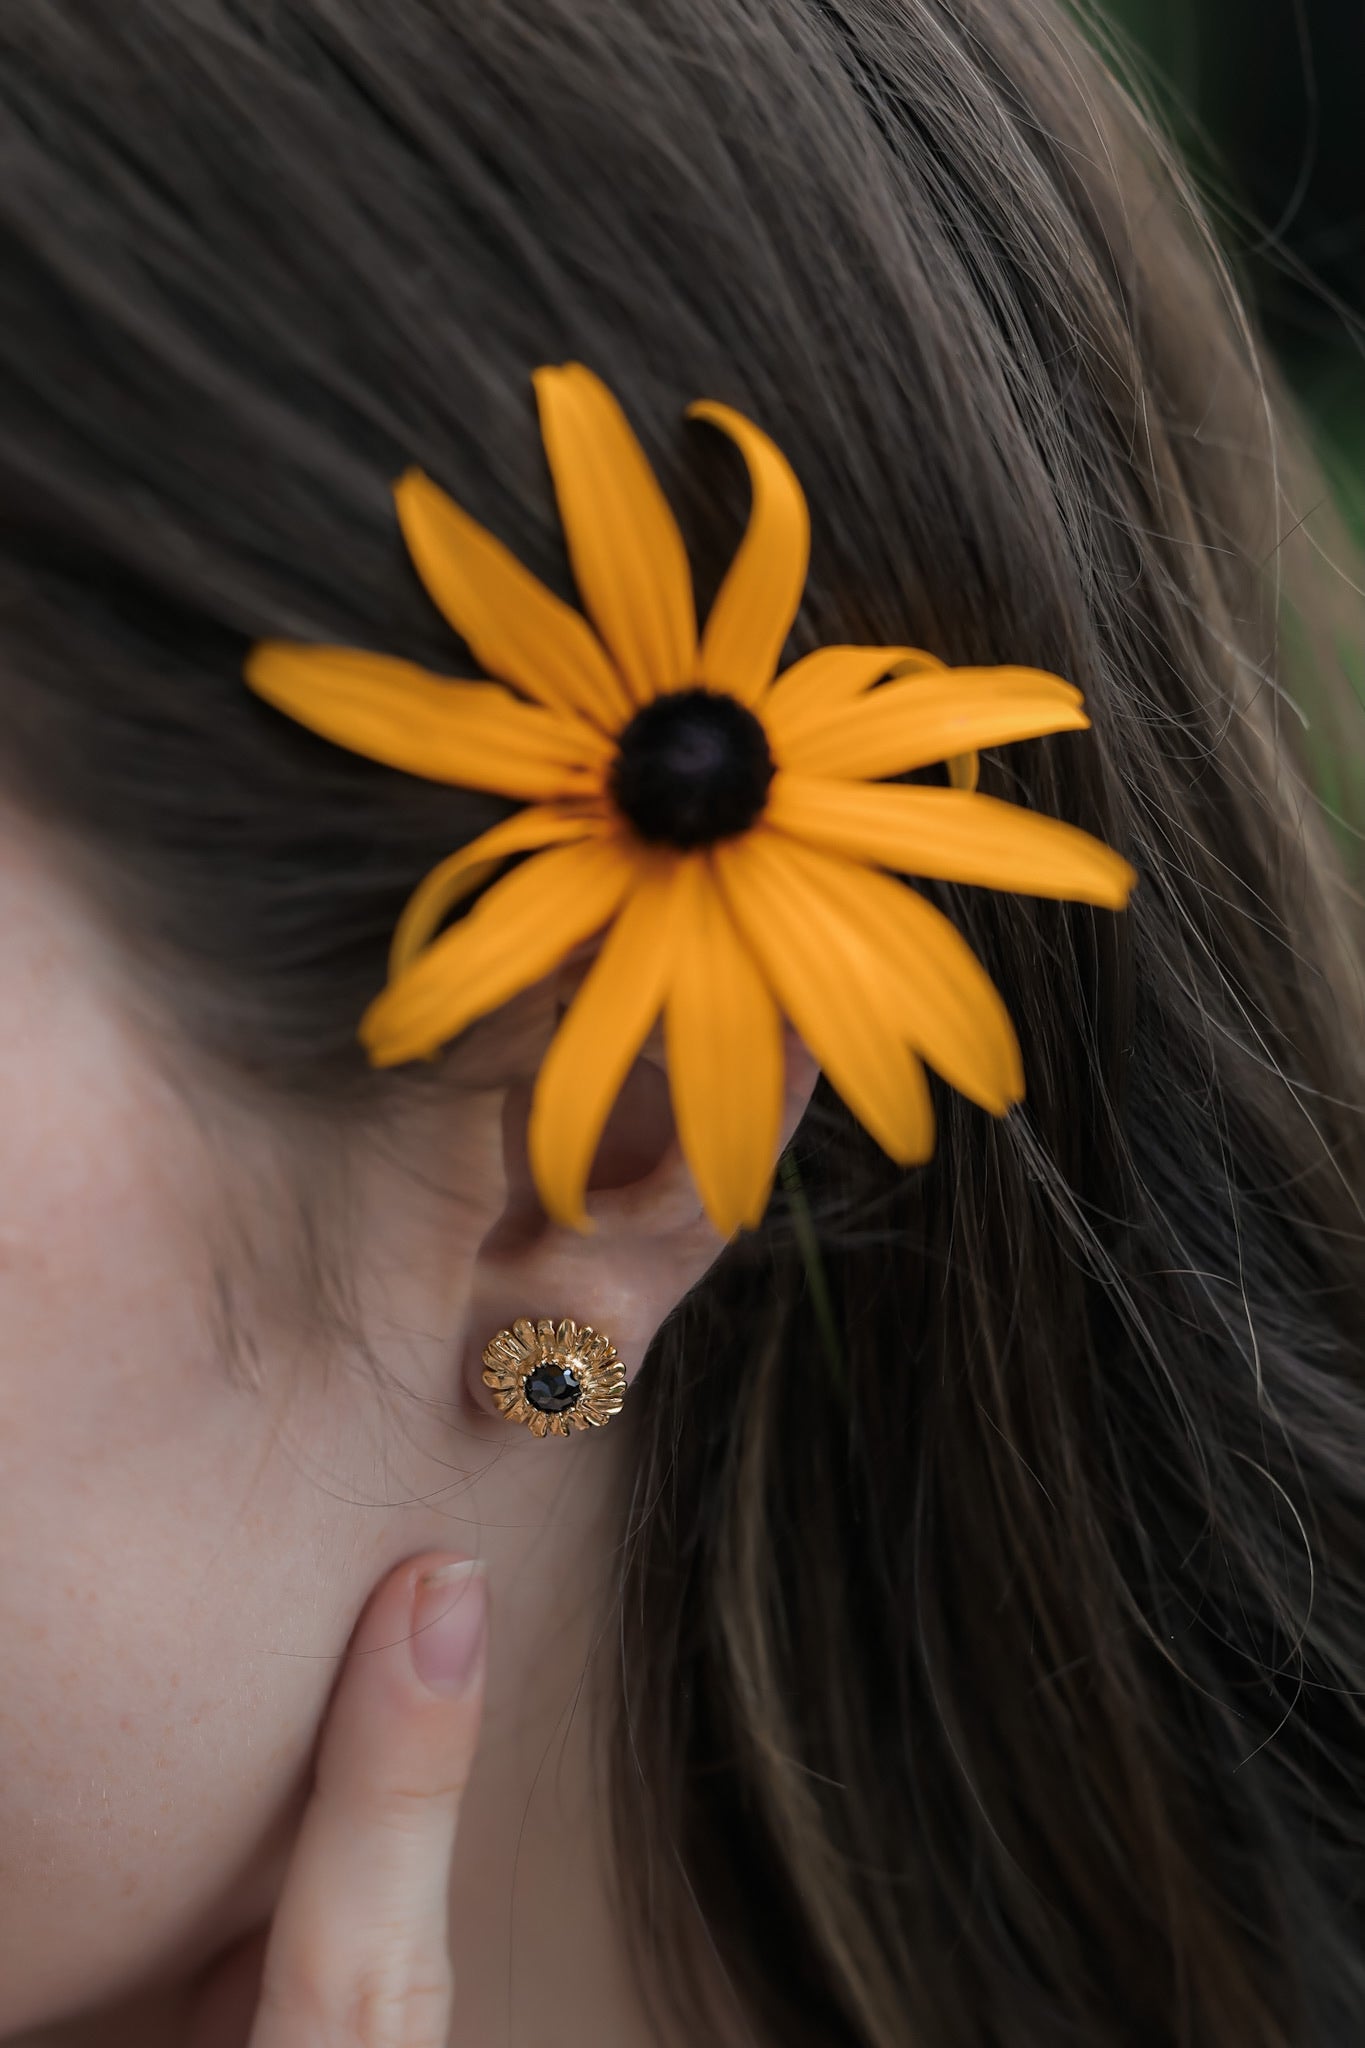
246, 364, 1136, 1236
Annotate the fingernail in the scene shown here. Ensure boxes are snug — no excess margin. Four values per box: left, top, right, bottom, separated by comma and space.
410, 1560, 487, 1697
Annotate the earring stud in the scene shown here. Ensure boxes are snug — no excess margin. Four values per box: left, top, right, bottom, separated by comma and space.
481, 1317, 626, 1438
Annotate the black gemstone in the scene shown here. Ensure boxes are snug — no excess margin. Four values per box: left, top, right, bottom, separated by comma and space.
524, 1361, 582, 1415
610, 687, 775, 848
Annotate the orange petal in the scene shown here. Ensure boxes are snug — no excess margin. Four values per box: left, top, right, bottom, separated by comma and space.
760, 646, 941, 752
663, 859, 785, 1235
771, 666, 1088, 778
760, 835, 1023, 1112
712, 831, 934, 1167
360, 836, 635, 1066
947, 752, 980, 793
393, 469, 632, 731
388, 803, 608, 979
245, 643, 611, 802
686, 400, 810, 706
766, 777, 1138, 906
534, 364, 697, 703
527, 855, 686, 1230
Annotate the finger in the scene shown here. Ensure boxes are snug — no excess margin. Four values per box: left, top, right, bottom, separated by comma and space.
248, 1552, 488, 2048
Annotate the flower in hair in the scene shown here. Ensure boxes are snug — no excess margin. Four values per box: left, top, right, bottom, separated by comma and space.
246, 364, 1135, 1235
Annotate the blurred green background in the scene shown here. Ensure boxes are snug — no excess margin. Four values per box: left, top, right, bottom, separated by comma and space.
1101, 0, 1364, 536
1098, 0, 1364, 830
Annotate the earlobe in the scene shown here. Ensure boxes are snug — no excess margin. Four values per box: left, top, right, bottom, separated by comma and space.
461, 1027, 818, 1440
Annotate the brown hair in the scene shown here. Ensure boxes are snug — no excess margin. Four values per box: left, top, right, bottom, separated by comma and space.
1, 3, 1362, 2042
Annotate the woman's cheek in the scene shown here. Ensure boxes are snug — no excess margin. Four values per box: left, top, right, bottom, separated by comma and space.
0, 1343, 373, 2033
0, 1186, 376, 2033
0, 1460, 407, 2035
0, 829, 458, 2036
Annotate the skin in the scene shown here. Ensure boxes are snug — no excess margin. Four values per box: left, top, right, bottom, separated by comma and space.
0, 805, 816, 2048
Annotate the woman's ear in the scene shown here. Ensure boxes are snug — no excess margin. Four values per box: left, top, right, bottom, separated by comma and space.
460, 1022, 818, 1436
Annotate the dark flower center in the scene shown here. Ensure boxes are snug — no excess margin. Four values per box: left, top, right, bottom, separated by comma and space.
609, 688, 775, 848
524, 1360, 582, 1415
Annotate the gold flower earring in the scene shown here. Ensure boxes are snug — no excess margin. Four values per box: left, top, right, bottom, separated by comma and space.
481, 1317, 626, 1438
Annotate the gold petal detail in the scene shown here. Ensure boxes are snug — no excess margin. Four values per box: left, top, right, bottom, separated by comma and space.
713, 830, 935, 1166
766, 777, 1138, 906
686, 400, 811, 706
393, 468, 633, 730
947, 752, 980, 793
769, 666, 1088, 779
664, 858, 785, 1234
360, 835, 637, 1067
534, 363, 697, 703
527, 853, 688, 1229
245, 643, 611, 801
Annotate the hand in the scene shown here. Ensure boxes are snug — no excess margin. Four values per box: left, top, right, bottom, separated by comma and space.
189, 1552, 489, 2048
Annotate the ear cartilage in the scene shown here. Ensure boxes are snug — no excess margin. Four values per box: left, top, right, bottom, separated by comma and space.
481, 1316, 626, 1438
